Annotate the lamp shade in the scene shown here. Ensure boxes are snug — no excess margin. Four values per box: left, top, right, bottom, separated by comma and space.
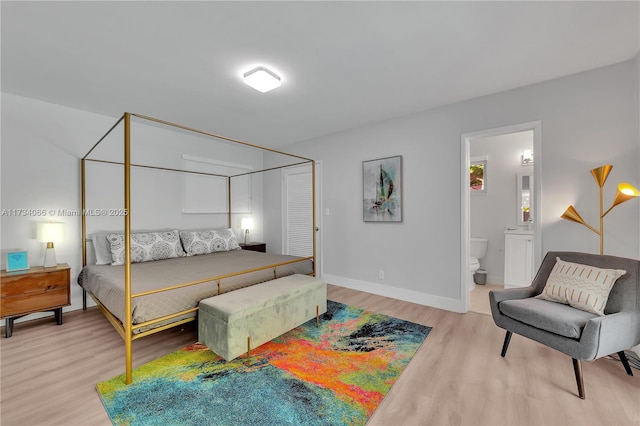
590, 165, 613, 188
521, 149, 533, 165
241, 218, 254, 230
561, 205, 600, 235
561, 205, 586, 225
610, 182, 640, 208
37, 222, 64, 242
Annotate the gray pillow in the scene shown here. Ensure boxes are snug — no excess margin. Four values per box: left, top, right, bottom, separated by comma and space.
179, 228, 240, 256
106, 230, 185, 265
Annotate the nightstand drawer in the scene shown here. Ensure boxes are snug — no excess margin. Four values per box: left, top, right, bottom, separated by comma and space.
2, 285, 68, 317
1, 265, 71, 319
2, 270, 68, 296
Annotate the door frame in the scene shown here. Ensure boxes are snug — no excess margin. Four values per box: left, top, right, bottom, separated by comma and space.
460, 121, 542, 312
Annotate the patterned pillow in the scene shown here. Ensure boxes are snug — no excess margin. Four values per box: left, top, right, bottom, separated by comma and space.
536, 257, 626, 316
179, 228, 240, 256
106, 230, 185, 266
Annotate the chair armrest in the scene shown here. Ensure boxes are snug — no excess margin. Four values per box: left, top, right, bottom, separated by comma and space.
488, 286, 538, 324
581, 310, 640, 360
489, 286, 538, 305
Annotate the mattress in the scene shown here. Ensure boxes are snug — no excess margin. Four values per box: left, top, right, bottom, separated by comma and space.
78, 250, 314, 329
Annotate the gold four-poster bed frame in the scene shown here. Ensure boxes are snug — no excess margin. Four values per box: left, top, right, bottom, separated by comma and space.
81, 112, 316, 384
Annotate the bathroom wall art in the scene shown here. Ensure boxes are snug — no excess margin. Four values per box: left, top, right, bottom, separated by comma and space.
363, 155, 402, 222
470, 156, 487, 193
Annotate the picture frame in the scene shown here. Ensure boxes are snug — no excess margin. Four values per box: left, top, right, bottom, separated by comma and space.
6, 250, 29, 272
470, 156, 488, 194
363, 155, 402, 222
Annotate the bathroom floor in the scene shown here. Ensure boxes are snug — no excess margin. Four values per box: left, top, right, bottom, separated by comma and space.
469, 284, 502, 315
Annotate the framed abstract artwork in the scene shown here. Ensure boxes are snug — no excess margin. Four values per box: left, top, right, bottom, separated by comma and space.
363, 156, 402, 222
6, 251, 29, 272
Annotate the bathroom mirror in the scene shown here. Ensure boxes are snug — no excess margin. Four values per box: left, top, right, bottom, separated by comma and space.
516, 172, 533, 226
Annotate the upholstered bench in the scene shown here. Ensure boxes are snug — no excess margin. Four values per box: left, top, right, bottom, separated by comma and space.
198, 274, 327, 361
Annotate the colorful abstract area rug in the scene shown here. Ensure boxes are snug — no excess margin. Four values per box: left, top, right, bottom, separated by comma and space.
97, 301, 431, 426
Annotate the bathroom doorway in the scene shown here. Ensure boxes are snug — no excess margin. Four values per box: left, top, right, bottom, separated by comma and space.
461, 122, 542, 313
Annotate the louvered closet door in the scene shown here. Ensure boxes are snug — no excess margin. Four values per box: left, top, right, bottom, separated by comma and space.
282, 163, 321, 270
283, 165, 313, 257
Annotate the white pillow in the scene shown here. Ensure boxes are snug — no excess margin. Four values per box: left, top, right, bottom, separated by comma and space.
179, 228, 240, 256
536, 257, 626, 316
91, 233, 113, 265
106, 230, 185, 266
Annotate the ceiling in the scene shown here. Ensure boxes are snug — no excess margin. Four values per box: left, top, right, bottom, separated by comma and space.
2, 1, 639, 148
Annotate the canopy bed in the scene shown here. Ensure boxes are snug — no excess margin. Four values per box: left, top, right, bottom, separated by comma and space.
80, 113, 317, 384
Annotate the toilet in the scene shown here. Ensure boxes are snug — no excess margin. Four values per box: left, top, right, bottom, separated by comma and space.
470, 237, 489, 291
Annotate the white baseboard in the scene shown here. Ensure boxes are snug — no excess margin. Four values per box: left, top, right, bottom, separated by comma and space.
322, 273, 466, 313
487, 275, 504, 286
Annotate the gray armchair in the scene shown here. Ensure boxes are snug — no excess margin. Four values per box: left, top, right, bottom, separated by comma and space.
489, 251, 640, 399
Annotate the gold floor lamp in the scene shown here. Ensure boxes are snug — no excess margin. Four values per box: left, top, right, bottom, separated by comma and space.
561, 164, 639, 255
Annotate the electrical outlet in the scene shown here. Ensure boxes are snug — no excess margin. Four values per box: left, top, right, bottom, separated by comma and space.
378, 269, 385, 279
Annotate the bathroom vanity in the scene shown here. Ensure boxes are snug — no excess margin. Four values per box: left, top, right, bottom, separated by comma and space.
504, 229, 534, 288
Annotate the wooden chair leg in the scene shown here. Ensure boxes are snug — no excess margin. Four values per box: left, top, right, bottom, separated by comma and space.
501, 331, 512, 357
572, 358, 585, 399
618, 351, 634, 376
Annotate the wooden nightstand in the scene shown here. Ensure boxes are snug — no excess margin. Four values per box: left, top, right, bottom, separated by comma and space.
240, 242, 266, 253
1, 263, 71, 338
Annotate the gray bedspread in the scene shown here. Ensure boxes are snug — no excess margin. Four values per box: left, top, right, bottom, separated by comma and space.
78, 250, 314, 328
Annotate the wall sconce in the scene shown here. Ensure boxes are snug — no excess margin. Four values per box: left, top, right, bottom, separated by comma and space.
521, 149, 533, 166
561, 164, 639, 254
241, 217, 254, 245
37, 222, 65, 267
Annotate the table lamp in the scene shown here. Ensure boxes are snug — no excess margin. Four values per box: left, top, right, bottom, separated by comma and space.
37, 222, 64, 267
241, 217, 253, 245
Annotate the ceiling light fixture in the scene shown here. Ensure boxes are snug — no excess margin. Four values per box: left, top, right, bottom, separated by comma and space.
243, 66, 282, 93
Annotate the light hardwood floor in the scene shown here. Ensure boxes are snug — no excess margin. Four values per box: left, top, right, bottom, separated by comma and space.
1, 284, 638, 426
469, 284, 503, 316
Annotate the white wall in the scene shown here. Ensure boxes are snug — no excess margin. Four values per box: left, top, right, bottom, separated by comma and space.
470, 131, 533, 285
3, 59, 638, 319
1, 94, 265, 323
82, 115, 265, 235
637, 54, 640, 248
1, 96, 111, 321
633, 54, 640, 359
271, 59, 639, 312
